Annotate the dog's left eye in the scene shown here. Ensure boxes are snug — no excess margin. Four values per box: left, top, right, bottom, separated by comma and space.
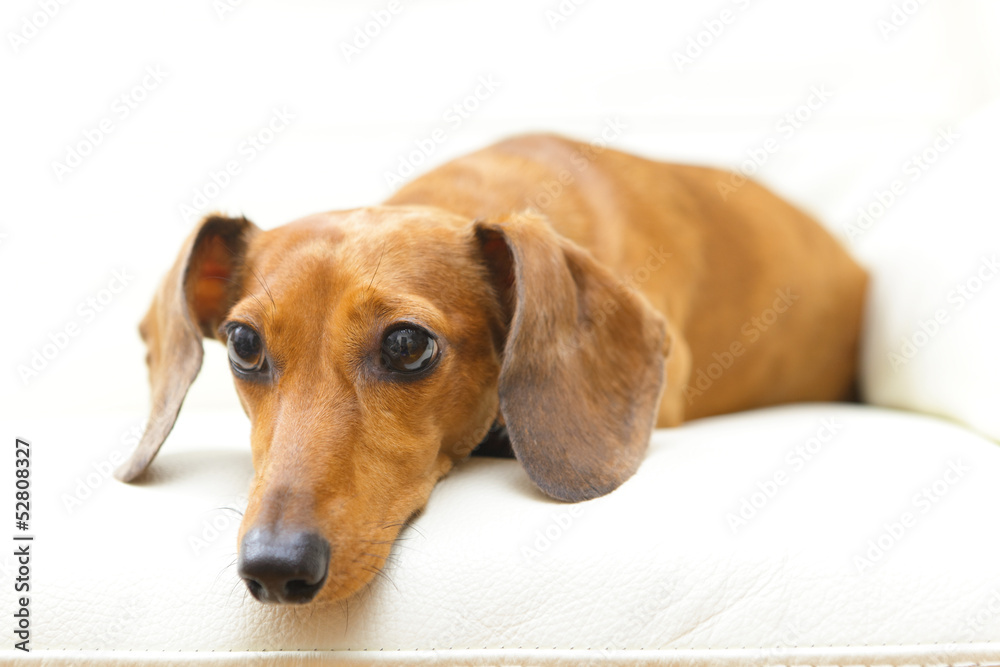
227, 324, 266, 373
381, 327, 438, 373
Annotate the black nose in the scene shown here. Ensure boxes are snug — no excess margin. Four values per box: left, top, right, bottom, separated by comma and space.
238, 528, 330, 604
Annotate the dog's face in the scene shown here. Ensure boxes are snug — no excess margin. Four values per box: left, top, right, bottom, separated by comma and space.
119, 208, 668, 604
224, 209, 504, 602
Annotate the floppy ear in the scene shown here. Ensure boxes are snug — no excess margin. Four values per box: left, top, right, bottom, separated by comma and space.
473, 213, 669, 502
115, 215, 258, 482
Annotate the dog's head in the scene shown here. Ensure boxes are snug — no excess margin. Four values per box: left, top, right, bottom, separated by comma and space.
118, 208, 668, 603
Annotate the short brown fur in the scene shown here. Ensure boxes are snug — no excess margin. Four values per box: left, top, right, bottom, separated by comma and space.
119, 134, 866, 603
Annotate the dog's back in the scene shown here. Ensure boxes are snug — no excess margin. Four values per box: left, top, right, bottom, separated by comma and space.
387, 133, 867, 425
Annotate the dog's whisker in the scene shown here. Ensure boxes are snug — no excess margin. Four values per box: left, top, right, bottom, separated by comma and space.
366, 241, 387, 292
229, 576, 246, 602
364, 565, 399, 593
376, 520, 425, 540
340, 598, 350, 634
216, 275, 270, 327
362, 538, 414, 552
211, 552, 241, 590
215, 506, 244, 517
246, 264, 277, 327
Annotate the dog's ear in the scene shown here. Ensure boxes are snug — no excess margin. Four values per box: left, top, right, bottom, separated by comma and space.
115, 215, 258, 482
473, 213, 669, 502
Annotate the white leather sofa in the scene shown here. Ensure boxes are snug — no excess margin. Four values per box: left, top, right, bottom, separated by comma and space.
10, 403, 1000, 665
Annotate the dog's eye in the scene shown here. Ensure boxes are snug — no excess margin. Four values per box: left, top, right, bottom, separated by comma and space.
227, 324, 265, 372
381, 327, 438, 373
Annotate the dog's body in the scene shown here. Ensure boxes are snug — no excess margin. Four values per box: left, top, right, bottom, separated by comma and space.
119, 134, 866, 604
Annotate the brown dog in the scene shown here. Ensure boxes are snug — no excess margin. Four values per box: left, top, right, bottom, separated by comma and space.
117, 134, 866, 604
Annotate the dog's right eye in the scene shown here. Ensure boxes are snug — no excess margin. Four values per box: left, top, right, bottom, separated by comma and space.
227, 324, 265, 373
381, 326, 438, 374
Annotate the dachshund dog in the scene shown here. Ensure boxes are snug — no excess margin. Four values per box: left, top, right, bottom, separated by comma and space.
116, 134, 866, 604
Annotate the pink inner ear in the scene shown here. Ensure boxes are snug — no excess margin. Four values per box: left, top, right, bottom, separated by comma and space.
191, 236, 235, 329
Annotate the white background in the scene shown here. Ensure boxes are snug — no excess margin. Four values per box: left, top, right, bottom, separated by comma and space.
3, 0, 999, 424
